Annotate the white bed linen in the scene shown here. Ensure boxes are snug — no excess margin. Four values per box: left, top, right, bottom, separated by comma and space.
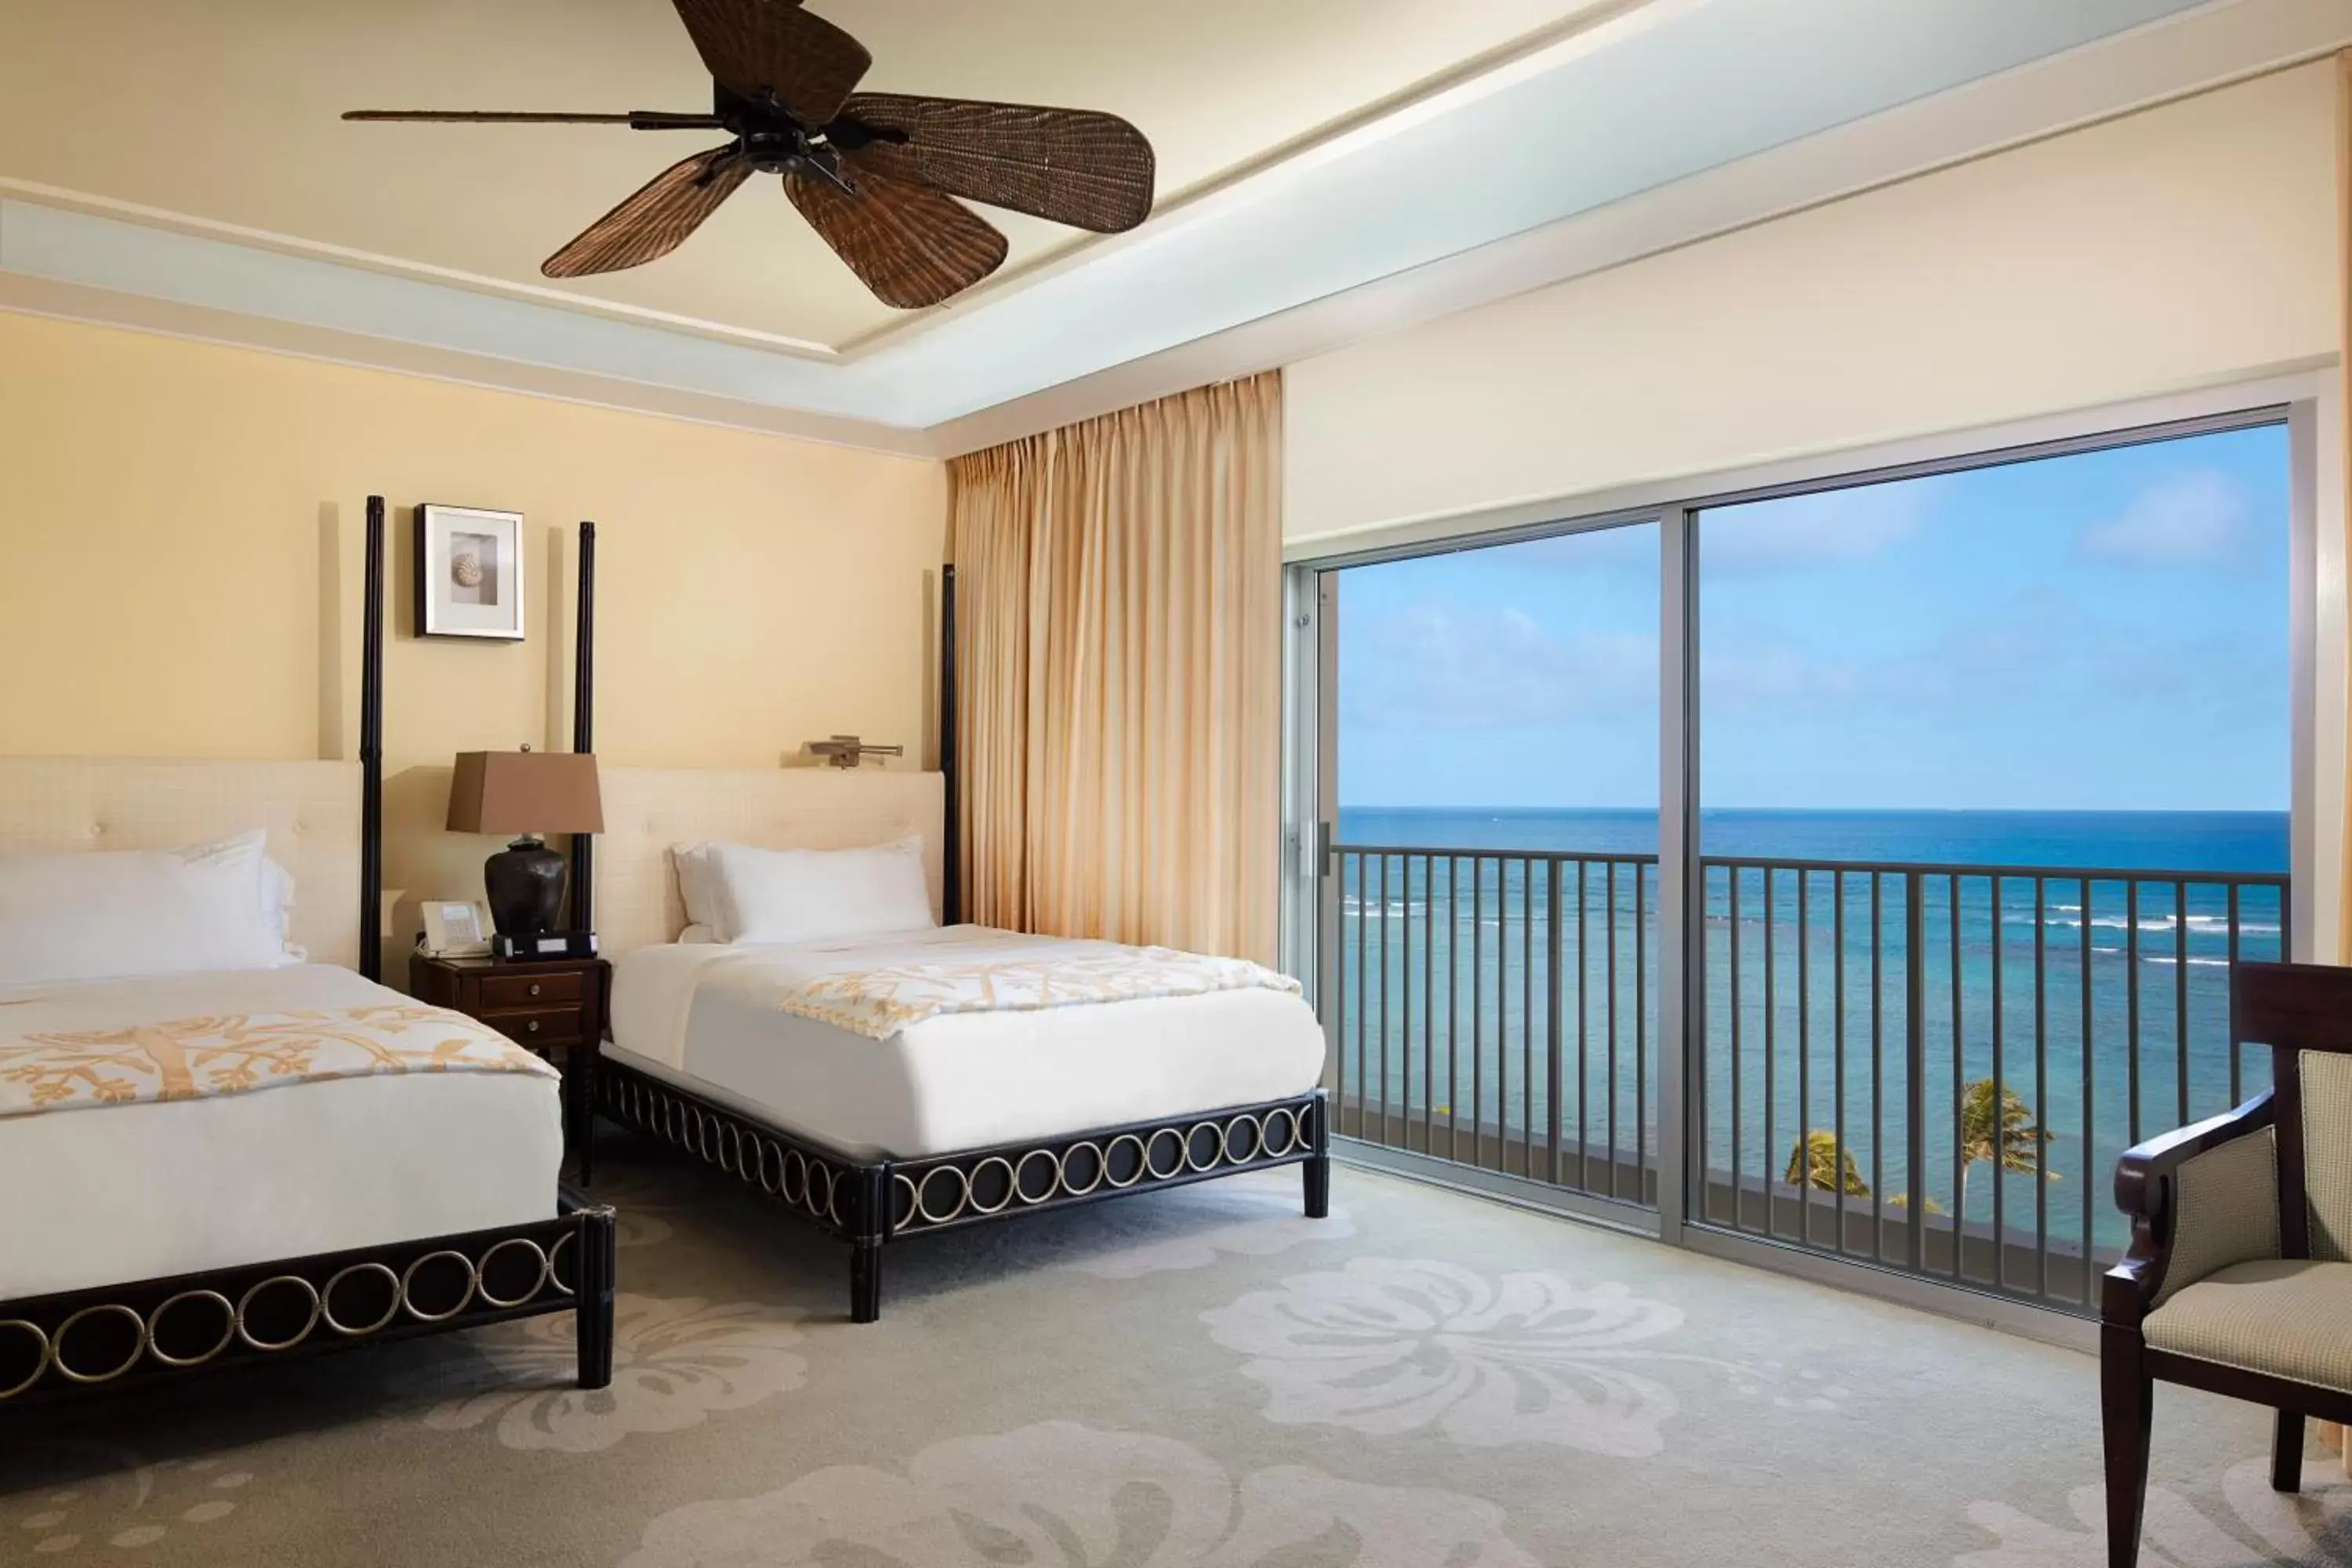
608, 928, 1327, 1159
0, 965, 562, 1298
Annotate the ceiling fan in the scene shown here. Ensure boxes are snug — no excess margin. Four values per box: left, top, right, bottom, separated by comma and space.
344, 0, 1156, 310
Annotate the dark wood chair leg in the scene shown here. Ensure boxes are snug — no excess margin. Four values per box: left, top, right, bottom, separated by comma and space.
2273, 1409, 2306, 1492
851, 1240, 883, 1324
574, 1204, 617, 1389
2101, 1324, 2152, 1568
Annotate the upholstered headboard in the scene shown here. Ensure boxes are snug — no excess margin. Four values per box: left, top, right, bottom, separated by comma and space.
594, 768, 946, 958
0, 757, 365, 969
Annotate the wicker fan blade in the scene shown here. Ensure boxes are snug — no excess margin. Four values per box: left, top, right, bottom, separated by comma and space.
786, 159, 1007, 310
543, 145, 751, 278
841, 94, 1155, 233
672, 0, 870, 125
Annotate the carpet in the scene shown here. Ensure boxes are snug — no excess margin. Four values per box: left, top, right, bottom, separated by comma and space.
3, 1137, 2346, 1566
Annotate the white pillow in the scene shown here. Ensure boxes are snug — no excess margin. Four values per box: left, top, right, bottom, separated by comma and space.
707, 837, 934, 948
677, 923, 722, 946
175, 831, 303, 960
0, 833, 294, 986
671, 844, 733, 942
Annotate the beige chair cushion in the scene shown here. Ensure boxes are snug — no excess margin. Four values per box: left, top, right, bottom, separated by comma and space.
2145, 1259, 2352, 1392
2153, 1127, 2279, 1307
2306, 1051, 2352, 1262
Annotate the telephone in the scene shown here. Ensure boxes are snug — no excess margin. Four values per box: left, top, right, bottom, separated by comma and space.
418, 898, 494, 958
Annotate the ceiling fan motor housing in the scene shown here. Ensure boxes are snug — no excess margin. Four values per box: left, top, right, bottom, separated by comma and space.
715, 82, 900, 184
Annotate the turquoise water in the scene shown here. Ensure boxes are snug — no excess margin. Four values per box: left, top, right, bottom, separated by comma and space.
1330, 807, 2289, 1265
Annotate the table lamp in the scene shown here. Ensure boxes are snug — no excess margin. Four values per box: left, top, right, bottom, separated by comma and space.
445, 750, 603, 942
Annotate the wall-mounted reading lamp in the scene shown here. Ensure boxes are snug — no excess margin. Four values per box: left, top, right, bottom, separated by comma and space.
806, 735, 904, 769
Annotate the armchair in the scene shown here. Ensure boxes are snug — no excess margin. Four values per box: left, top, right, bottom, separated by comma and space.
2102, 960, 2352, 1566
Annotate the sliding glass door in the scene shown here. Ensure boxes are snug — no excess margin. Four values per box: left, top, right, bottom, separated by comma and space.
1316, 521, 1662, 1205
1298, 408, 2297, 1316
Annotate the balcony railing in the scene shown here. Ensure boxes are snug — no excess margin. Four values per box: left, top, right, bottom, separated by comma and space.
1329, 846, 1661, 1204
1327, 842, 2290, 1314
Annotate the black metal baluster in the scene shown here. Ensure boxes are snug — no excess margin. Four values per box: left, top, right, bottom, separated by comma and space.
2034, 877, 2049, 1301
2228, 882, 2243, 1104
1636, 862, 1650, 1197
1834, 869, 1848, 1255
2173, 880, 2189, 1129
1352, 853, 1364, 1139
1951, 873, 1963, 1282
1524, 856, 1533, 1168
1991, 873, 2005, 1293
2126, 880, 2141, 1147
2081, 875, 2095, 1309
1606, 858, 1620, 1200
1904, 871, 1926, 1272
1871, 873, 1884, 1264
1765, 866, 1778, 1240
1577, 858, 1590, 1190
1449, 856, 1461, 1165
1374, 860, 1383, 1152
1798, 869, 1812, 1248
1730, 866, 1744, 1231
1473, 856, 1486, 1171
1398, 854, 1411, 1148
1425, 854, 1436, 1159
1548, 858, 1564, 1186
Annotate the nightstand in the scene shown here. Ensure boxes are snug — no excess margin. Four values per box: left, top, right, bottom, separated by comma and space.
411, 952, 609, 1181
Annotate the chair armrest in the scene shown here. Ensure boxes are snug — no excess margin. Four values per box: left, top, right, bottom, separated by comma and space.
2103, 1092, 2276, 1325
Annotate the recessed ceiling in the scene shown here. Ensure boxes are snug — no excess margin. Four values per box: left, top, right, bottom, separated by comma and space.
1, 0, 2333, 450
0, 0, 1616, 351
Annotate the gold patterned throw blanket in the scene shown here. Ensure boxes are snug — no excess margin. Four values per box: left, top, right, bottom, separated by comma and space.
0, 1004, 557, 1120
770, 928, 1304, 1040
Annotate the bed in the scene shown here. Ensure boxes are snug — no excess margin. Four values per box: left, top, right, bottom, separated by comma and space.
589, 765, 1330, 1323
0, 504, 614, 1407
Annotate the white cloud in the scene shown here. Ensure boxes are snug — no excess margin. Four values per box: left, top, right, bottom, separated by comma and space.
1701, 482, 1927, 575
2075, 469, 2253, 568
1701, 640, 1862, 708
1343, 604, 1656, 731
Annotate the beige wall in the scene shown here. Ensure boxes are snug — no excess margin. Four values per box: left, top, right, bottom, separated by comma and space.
0, 311, 946, 954
1285, 63, 2339, 546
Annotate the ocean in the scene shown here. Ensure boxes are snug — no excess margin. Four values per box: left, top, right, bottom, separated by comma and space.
1329, 806, 2290, 1264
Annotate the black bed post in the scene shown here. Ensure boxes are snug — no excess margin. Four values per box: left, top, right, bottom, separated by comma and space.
1304, 1087, 1332, 1218
359, 495, 387, 983
569, 521, 597, 935
941, 564, 960, 925
574, 1202, 617, 1389
851, 1163, 889, 1323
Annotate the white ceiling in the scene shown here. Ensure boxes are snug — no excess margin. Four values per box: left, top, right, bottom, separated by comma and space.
0, 0, 2339, 455
0, 0, 1620, 350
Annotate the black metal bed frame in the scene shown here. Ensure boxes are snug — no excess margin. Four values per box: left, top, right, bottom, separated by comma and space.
575, 557, 1332, 1322
599, 1062, 1327, 1321
0, 497, 619, 1409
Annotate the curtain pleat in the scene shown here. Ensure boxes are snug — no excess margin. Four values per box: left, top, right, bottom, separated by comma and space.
949, 372, 1283, 964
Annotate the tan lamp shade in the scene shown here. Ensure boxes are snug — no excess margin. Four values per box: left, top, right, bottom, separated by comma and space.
446, 751, 604, 837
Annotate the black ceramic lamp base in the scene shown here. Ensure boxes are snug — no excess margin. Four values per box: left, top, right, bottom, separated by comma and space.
484, 835, 568, 940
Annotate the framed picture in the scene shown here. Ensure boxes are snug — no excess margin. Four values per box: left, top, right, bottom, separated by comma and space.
416, 504, 525, 641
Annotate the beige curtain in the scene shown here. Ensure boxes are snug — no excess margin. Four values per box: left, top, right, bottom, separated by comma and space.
950, 372, 1283, 963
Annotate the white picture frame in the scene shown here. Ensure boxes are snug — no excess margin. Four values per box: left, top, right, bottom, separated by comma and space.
416, 503, 525, 641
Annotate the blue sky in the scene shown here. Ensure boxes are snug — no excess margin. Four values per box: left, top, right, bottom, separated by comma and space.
1337, 423, 2290, 811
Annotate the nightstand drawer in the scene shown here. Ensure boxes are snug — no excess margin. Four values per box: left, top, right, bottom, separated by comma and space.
480, 971, 586, 1010
481, 1006, 583, 1047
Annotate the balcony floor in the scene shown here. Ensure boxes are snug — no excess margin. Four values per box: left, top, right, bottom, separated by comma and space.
3, 1140, 2335, 1566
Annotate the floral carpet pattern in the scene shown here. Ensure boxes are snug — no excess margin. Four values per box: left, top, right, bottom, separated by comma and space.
0, 1138, 2330, 1566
